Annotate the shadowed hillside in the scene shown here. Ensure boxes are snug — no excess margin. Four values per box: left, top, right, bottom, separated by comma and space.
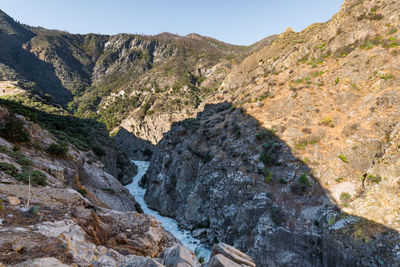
143, 102, 400, 266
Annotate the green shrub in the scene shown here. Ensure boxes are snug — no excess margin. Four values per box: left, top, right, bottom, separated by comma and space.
9, 151, 24, 159
338, 154, 348, 163
0, 162, 18, 176
0, 145, 8, 153
198, 257, 205, 263
367, 175, 381, 183
182, 118, 200, 129
16, 157, 33, 166
320, 118, 335, 127
14, 169, 47, 186
0, 114, 30, 142
102, 188, 116, 194
264, 169, 273, 183
260, 150, 274, 165
47, 142, 68, 156
77, 188, 87, 196
340, 192, 351, 206
380, 74, 393, 80
298, 174, 312, 191
270, 205, 282, 225
92, 145, 106, 157
256, 129, 275, 140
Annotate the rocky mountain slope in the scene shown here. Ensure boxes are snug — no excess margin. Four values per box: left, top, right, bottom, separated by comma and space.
0, 102, 256, 266
0, 9, 276, 143
0, 103, 176, 266
142, 0, 400, 266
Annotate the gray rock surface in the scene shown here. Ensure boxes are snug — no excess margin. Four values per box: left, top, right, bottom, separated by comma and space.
143, 103, 400, 266
162, 245, 200, 267
210, 243, 255, 267
207, 254, 241, 267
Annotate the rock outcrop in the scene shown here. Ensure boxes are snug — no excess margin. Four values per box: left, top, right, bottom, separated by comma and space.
0, 105, 180, 266
143, 103, 400, 266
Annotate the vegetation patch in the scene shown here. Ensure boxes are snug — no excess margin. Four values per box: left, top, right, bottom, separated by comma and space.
338, 154, 348, 163
340, 192, 351, 207
182, 118, 200, 129
102, 188, 116, 194
47, 142, 68, 156
16, 157, 33, 166
14, 168, 47, 186
0, 113, 30, 142
0, 162, 19, 176
320, 117, 335, 127
367, 175, 381, 184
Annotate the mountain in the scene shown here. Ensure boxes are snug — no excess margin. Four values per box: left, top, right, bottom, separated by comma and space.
0, 10, 276, 142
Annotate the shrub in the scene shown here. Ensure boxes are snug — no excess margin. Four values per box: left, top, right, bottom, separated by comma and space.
0, 114, 30, 142
213, 236, 219, 244
256, 129, 269, 140
263, 169, 273, 183
260, 150, 274, 165
47, 142, 68, 156
340, 192, 351, 206
187, 146, 212, 163
16, 157, 33, 166
0, 162, 18, 176
143, 148, 153, 157
380, 74, 393, 80
9, 151, 24, 159
14, 169, 47, 186
92, 145, 106, 157
298, 174, 312, 191
199, 257, 205, 263
77, 188, 87, 196
338, 154, 348, 163
0, 145, 8, 153
320, 118, 335, 127
182, 118, 200, 129
367, 175, 381, 183
102, 188, 116, 194
270, 205, 282, 225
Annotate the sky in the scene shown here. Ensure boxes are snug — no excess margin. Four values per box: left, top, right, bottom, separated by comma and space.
0, 0, 343, 45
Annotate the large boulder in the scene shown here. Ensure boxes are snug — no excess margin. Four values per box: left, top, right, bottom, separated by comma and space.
207, 254, 241, 267
210, 243, 255, 267
162, 246, 200, 267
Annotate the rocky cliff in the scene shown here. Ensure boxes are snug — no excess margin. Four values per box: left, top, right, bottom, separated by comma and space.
141, 0, 400, 265
143, 103, 400, 266
0, 103, 180, 266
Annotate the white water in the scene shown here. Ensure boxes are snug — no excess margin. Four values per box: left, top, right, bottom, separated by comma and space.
125, 160, 211, 261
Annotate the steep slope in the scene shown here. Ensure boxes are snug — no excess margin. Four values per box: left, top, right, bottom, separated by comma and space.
0, 11, 276, 143
219, 0, 400, 232
0, 103, 182, 266
143, 0, 400, 266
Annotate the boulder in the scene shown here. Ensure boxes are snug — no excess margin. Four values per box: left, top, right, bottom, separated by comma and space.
162, 246, 200, 267
12, 257, 71, 267
8, 196, 21, 205
210, 243, 255, 267
207, 254, 241, 267
122, 255, 165, 267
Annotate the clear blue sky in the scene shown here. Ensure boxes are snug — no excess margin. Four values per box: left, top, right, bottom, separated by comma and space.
0, 0, 343, 45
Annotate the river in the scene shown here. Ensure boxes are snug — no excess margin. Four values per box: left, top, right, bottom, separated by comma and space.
125, 160, 211, 261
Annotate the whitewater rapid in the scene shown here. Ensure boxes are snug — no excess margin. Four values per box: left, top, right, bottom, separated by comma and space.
125, 160, 211, 261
